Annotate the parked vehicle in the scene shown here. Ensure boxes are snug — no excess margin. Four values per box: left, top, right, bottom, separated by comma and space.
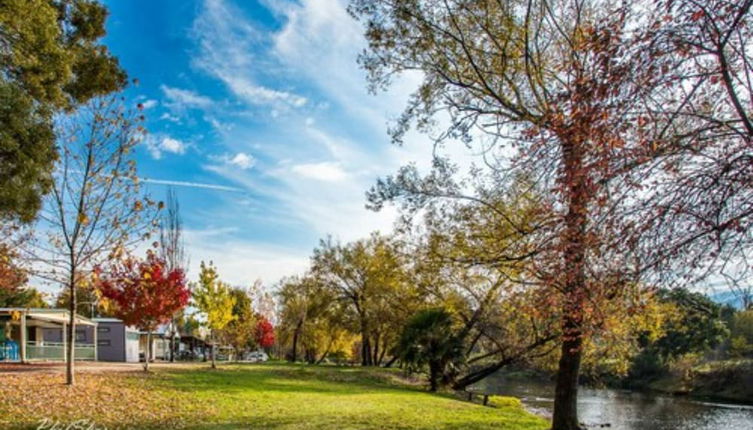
243, 350, 268, 363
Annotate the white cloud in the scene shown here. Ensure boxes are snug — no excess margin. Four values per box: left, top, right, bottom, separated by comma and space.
140, 99, 158, 110
159, 112, 181, 123
210, 152, 256, 170
229, 152, 255, 169
222, 75, 307, 107
291, 161, 347, 182
145, 135, 188, 159
162, 137, 186, 154
161, 85, 213, 110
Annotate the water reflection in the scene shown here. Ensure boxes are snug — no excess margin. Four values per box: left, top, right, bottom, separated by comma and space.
473, 374, 753, 430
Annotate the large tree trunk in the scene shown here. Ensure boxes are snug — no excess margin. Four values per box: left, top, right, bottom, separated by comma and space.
65, 276, 76, 386
551, 138, 588, 430
452, 359, 512, 390
552, 320, 583, 430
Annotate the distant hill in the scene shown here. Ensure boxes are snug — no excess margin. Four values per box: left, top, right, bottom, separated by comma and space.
709, 290, 746, 309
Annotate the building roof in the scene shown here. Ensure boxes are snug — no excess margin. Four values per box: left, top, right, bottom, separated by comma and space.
92, 317, 124, 323
0, 308, 97, 326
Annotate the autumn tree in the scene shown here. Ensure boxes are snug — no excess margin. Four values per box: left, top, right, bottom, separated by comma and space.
221, 286, 256, 361
27, 96, 159, 385
277, 275, 336, 363
255, 316, 275, 351
350, 1, 670, 427
312, 233, 408, 366
0, 0, 126, 223
638, 1, 753, 298
96, 250, 190, 371
193, 261, 236, 369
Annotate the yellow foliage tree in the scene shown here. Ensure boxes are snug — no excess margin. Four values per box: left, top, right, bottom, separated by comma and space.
193, 261, 236, 369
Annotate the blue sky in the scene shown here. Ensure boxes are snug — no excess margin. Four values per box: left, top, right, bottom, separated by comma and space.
100, 0, 438, 285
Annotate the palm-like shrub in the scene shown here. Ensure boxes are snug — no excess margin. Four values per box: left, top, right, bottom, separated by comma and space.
397, 308, 465, 391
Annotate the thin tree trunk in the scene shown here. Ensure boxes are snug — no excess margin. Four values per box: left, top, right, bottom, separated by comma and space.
211, 332, 217, 369
372, 332, 380, 366
291, 320, 302, 362
383, 355, 398, 368
65, 276, 76, 385
360, 316, 372, 366
169, 327, 175, 363
378, 344, 388, 366
144, 331, 152, 372
429, 361, 440, 392
316, 339, 334, 365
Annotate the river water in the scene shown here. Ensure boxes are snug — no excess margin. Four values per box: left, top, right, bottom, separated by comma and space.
473, 373, 753, 430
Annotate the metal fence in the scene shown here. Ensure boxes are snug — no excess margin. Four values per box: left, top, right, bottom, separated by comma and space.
26, 341, 96, 361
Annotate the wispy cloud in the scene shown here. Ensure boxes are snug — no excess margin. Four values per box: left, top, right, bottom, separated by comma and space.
191, 0, 307, 110
141, 177, 244, 193
291, 161, 347, 182
161, 85, 213, 110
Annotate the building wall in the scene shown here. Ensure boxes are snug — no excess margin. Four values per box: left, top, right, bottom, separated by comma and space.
96, 321, 126, 362
42, 325, 95, 344
125, 330, 139, 363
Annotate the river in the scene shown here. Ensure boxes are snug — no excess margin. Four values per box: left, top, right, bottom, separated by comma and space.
472, 373, 753, 429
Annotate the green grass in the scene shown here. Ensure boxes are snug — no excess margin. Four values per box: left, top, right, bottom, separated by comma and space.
0, 363, 549, 429
160, 363, 548, 429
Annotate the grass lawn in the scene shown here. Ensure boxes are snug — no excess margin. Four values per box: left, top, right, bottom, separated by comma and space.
0, 363, 548, 430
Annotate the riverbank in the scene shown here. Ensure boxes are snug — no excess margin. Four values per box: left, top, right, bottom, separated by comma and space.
0, 362, 548, 429
643, 358, 753, 404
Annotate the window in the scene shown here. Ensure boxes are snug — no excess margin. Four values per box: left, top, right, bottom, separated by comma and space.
97, 340, 111, 347
97, 327, 110, 333
76, 330, 86, 342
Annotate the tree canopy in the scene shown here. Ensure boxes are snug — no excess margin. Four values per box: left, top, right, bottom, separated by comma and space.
0, 0, 126, 222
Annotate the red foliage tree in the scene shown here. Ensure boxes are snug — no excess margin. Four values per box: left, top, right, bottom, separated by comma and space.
96, 251, 190, 371
254, 316, 275, 350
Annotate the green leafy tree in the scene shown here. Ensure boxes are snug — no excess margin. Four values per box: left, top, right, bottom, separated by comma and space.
193, 261, 236, 369
652, 289, 729, 360
397, 308, 465, 392
730, 310, 753, 358
0, 0, 126, 222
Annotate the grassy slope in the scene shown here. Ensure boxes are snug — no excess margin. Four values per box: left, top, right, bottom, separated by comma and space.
0, 363, 548, 430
